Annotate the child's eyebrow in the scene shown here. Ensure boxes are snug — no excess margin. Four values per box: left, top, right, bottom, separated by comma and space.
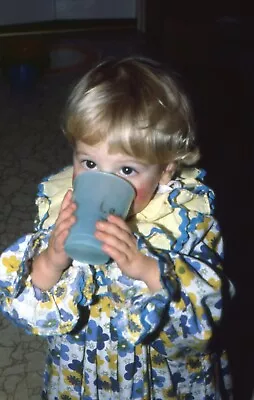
75, 151, 92, 157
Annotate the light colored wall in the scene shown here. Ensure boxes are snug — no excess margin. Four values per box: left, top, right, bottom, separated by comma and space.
0, 0, 136, 26
0, 0, 55, 25
56, 0, 136, 20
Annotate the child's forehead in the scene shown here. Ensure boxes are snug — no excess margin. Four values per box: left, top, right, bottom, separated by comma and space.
75, 139, 150, 165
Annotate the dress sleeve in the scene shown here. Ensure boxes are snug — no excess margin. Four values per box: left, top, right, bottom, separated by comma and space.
0, 167, 96, 336
110, 215, 234, 355
0, 230, 96, 336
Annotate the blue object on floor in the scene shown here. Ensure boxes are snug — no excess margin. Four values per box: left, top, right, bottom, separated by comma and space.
5, 63, 40, 90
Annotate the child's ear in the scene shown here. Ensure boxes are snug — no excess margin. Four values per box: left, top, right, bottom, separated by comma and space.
159, 162, 176, 185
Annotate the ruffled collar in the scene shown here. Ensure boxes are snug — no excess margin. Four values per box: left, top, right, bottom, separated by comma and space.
38, 166, 214, 230
134, 168, 214, 224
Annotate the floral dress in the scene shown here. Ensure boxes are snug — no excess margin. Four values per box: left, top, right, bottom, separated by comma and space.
0, 167, 234, 399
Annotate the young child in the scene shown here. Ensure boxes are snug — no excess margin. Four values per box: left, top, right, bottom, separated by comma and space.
0, 57, 234, 399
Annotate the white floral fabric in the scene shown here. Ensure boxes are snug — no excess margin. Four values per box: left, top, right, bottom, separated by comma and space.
0, 167, 234, 399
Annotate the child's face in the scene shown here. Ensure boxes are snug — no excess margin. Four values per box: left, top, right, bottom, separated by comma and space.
73, 140, 174, 215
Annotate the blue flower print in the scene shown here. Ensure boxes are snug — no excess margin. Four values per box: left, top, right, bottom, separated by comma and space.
172, 371, 185, 386
97, 326, 109, 350
95, 269, 112, 286
51, 347, 61, 366
189, 371, 204, 384
36, 311, 59, 329
118, 275, 133, 287
87, 349, 96, 363
124, 355, 142, 380
110, 377, 120, 392
131, 380, 144, 399
86, 320, 109, 350
151, 339, 167, 356
151, 369, 165, 388
180, 315, 200, 338
0, 280, 12, 297
60, 344, 69, 361
7, 236, 27, 251
1, 308, 30, 331
214, 298, 222, 310
85, 320, 97, 341
84, 371, 90, 384
118, 339, 134, 357
43, 368, 50, 386
66, 331, 86, 345
59, 309, 74, 322
94, 377, 111, 391
186, 259, 202, 272
68, 359, 83, 374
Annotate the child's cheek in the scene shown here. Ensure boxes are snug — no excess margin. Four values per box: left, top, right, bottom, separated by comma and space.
72, 171, 77, 182
135, 187, 147, 201
134, 187, 150, 207
72, 167, 83, 182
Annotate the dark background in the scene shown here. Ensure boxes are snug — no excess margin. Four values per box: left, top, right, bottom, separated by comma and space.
0, 5, 253, 399
145, 11, 254, 400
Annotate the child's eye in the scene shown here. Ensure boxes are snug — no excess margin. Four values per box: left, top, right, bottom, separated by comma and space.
82, 160, 97, 170
120, 166, 136, 176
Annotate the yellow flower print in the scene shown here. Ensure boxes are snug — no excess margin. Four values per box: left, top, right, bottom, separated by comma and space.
203, 329, 212, 341
126, 314, 141, 341
175, 297, 186, 311
205, 230, 218, 249
2, 256, 20, 274
151, 348, 167, 368
162, 386, 176, 398
90, 296, 112, 318
110, 283, 126, 304
97, 375, 111, 391
108, 352, 118, 370
84, 273, 95, 303
135, 343, 143, 356
159, 331, 174, 349
68, 298, 78, 315
54, 284, 68, 302
208, 277, 221, 290
175, 258, 195, 286
186, 356, 202, 374
189, 292, 204, 319
63, 368, 81, 388
196, 218, 211, 232
83, 382, 91, 397
40, 298, 55, 309
59, 390, 79, 400
96, 354, 105, 367
49, 362, 59, 377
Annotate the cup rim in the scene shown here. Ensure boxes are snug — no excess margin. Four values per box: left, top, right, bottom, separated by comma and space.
74, 170, 136, 196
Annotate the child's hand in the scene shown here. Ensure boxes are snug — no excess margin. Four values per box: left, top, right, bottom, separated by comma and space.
45, 189, 76, 271
95, 215, 162, 292
31, 190, 76, 291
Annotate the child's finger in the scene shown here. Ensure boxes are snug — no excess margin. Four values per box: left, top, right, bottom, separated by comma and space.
97, 230, 131, 252
96, 221, 135, 247
103, 214, 132, 234
102, 244, 128, 265
60, 189, 74, 212
55, 193, 76, 228
54, 213, 76, 239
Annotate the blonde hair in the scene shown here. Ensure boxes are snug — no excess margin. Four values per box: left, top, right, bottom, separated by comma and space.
63, 57, 200, 166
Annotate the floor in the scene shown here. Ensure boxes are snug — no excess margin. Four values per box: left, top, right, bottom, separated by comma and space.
0, 22, 254, 399
0, 28, 148, 400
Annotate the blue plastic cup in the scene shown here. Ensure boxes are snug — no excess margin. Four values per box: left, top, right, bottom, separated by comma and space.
64, 171, 135, 264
